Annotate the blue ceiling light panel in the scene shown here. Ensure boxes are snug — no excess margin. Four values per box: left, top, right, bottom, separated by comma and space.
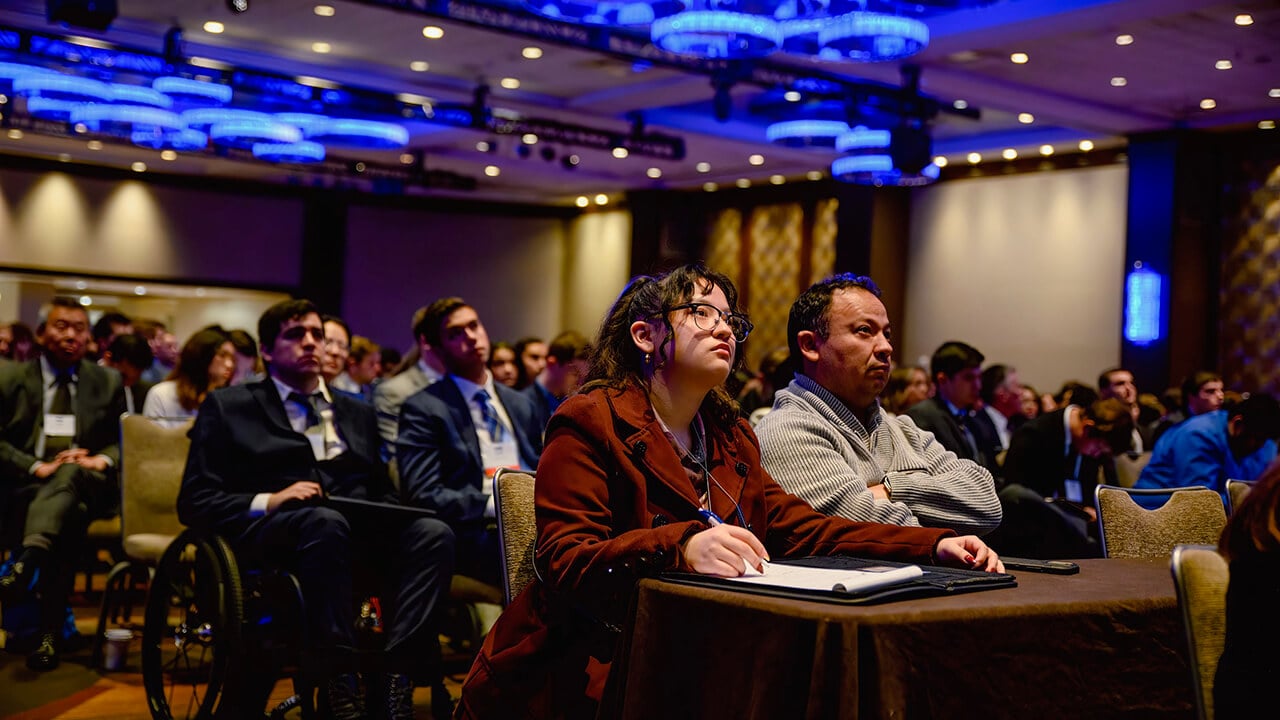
303, 118, 409, 149
209, 117, 303, 148
819, 12, 928, 62
13, 72, 113, 102
832, 124, 939, 186
24, 96, 84, 121
152, 76, 233, 105
767, 118, 849, 147
131, 127, 209, 152
253, 140, 326, 163
110, 83, 173, 108
181, 107, 271, 129
652, 10, 782, 58
70, 104, 185, 134
527, 0, 688, 25
1125, 264, 1163, 345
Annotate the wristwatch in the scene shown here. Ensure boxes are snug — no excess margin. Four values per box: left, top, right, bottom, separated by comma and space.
880, 473, 893, 500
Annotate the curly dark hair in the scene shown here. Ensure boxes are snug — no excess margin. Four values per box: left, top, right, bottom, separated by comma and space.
582, 263, 746, 429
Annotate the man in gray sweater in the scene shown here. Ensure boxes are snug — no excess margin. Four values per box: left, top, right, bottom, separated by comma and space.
755, 274, 1001, 537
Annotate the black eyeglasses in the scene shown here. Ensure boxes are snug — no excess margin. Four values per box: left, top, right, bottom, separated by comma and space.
668, 303, 754, 342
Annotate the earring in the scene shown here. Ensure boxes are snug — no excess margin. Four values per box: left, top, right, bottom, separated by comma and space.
644, 352, 652, 365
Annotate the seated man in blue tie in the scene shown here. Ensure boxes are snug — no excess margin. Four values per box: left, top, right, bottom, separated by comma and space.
178, 299, 454, 720
397, 297, 543, 588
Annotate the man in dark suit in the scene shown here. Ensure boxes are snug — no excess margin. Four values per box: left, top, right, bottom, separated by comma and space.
523, 329, 591, 431
906, 341, 1002, 475
178, 299, 454, 720
0, 297, 126, 671
397, 297, 542, 588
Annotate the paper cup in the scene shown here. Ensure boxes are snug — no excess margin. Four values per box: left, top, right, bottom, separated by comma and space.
102, 628, 134, 671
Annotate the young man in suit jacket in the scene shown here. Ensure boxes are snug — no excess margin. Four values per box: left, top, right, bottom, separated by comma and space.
397, 297, 543, 588
178, 299, 454, 720
0, 297, 127, 671
906, 341, 1003, 475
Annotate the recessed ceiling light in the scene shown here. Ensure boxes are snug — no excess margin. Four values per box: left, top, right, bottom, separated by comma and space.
696, 161, 711, 173
203, 21, 224, 34
1078, 140, 1094, 152
1010, 52, 1029, 64
748, 154, 764, 166
703, 182, 718, 192
948, 50, 980, 63
612, 147, 629, 159
783, 90, 801, 102
131, 161, 147, 172
806, 170, 823, 181
769, 174, 785, 185
522, 46, 543, 59
314, 5, 335, 16
1215, 59, 1232, 70
160, 150, 177, 161
476, 141, 491, 152
7, 128, 22, 139
736, 178, 751, 188
967, 152, 982, 164
422, 26, 444, 39
646, 167, 662, 179
1040, 144, 1055, 156
1271, 88, 1280, 98
1115, 34, 1134, 46
953, 99, 968, 110
1002, 148, 1018, 160
1018, 112, 1034, 124
1111, 76, 1128, 87
484, 165, 500, 176
575, 196, 589, 207
87, 140, 102, 150
75, 280, 88, 290
594, 193, 609, 205
933, 156, 948, 167
499, 77, 520, 90
1200, 98, 1217, 110
1234, 13, 1253, 26
1259, 120, 1276, 130
311, 42, 331, 53
80, 296, 92, 306
0, 95, 6, 105
134, 286, 147, 296
57, 153, 71, 162
74, 122, 87, 133
522, 133, 538, 145
399, 153, 415, 164
409, 61, 429, 72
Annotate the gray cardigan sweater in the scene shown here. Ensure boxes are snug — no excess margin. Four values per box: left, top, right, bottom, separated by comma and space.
756, 375, 1002, 536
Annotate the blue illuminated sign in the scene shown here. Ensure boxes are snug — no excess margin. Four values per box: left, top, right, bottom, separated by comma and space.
1125, 265, 1163, 345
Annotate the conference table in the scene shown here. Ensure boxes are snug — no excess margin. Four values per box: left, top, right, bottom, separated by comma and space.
605, 558, 1193, 719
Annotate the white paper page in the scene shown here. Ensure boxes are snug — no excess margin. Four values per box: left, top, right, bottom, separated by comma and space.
726, 562, 924, 593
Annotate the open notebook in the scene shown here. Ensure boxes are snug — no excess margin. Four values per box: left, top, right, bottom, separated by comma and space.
663, 555, 1017, 605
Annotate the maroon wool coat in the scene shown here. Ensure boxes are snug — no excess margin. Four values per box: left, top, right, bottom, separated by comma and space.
456, 383, 955, 720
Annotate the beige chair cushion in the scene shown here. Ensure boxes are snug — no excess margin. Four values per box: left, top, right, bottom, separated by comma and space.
1171, 545, 1229, 720
1097, 486, 1227, 559
120, 414, 193, 562
495, 470, 537, 606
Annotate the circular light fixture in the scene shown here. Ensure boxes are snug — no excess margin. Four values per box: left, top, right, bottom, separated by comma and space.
695, 161, 711, 173
1200, 98, 1216, 110
7, 128, 23, 140
1017, 112, 1034, 124
209, 118, 303, 148
131, 161, 147, 172
314, 4, 336, 16
522, 46, 543, 59
1039, 144, 1054, 156
575, 196, 589, 207
1270, 88, 1280, 98
1115, 34, 1133, 46
1215, 59, 1232, 70
819, 12, 929, 63
652, 11, 782, 59
952, 99, 968, 110
1078, 139, 1094, 151
766, 119, 849, 148
134, 286, 147, 296
933, 155, 947, 167
0, 61, 54, 87
783, 90, 802, 102
500, 77, 521, 90
110, 84, 173, 108
253, 140, 326, 163
160, 150, 178, 161
1010, 52, 1028, 64
748, 153, 764, 165
311, 42, 331, 54
522, 133, 538, 144
24, 97, 85, 121
646, 167, 662, 178
831, 154, 941, 186
836, 125, 891, 153
1259, 120, 1276, 130
612, 147, 629, 158
71, 105, 186, 135
1002, 148, 1017, 160
527, 0, 687, 27
735, 178, 751, 188
409, 61, 430, 72
153, 76, 232, 105
14, 74, 112, 102
203, 21, 225, 34
703, 182, 717, 191
132, 127, 209, 151
769, 174, 784, 185
594, 193, 609, 205
484, 165, 500, 176
1234, 14, 1252, 26
87, 139, 103, 150
1111, 76, 1127, 87
304, 118, 410, 149
967, 152, 981, 164
422, 26, 444, 39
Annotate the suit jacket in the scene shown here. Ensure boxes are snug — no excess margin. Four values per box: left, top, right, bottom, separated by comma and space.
456, 383, 954, 720
0, 358, 125, 483
397, 376, 542, 523
522, 381, 558, 431
178, 378, 395, 538
1003, 408, 1116, 501
373, 362, 439, 451
906, 397, 1001, 473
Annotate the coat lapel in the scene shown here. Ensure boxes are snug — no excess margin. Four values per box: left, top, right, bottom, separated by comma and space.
438, 378, 484, 471
250, 379, 297, 437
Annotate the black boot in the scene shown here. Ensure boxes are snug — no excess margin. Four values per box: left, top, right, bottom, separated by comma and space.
0, 546, 47, 602
324, 672, 367, 720
383, 673, 415, 720
27, 632, 60, 672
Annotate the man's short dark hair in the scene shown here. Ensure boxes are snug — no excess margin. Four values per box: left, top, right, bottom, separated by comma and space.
322, 314, 351, 342
49, 296, 88, 318
1082, 398, 1135, 455
1181, 371, 1222, 411
418, 297, 469, 347
1097, 367, 1130, 394
980, 364, 1011, 405
106, 333, 153, 370
92, 312, 130, 343
258, 299, 320, 350
931, 341, 984, 380
1230, 393, 1280, 440
786, 274, 882, 368
547, 330, 591, 363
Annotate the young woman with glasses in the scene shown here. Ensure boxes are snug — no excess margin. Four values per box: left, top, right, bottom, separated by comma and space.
457, 264, 1002, 720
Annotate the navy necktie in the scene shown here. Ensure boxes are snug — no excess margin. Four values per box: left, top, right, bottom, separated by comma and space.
289, 391, 321, 428
475, 389, 506, 442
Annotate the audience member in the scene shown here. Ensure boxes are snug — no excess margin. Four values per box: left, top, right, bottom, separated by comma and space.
1214, 457, 1280, 720
524, 330, 592, 429
882, 365, 930, 416
225, 328, 264, 385
907, 341, 1002, 474
1019, 385, 1041, 423
456, 264, 1001, 720
487, 341, 520, 388
1098, 367, 1150, 452
100, 333, 155, 414
756, 274, 1000, 536
1135, 393, 1280, 502
0, 321, 38, 362
397, 297, 542, 587
0, 297, 126, 671
512, 336, 547, 390
735, 345, 792, 420
142, 328, 236, 425
379, 347, 402, 378
333, 335, 381, 402
320, 315, 352, 391
1152, 371, 1224, 444
979, 364, 1025, 450
177, 299, 452, 720
373, 307, 447, 459
89, 311, 131, 360
133, 318, 179, 384
1053, 380, 1097, 411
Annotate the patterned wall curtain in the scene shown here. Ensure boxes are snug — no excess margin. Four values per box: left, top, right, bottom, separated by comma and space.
1221, 162, 1280, 394
705, 199, 838, 370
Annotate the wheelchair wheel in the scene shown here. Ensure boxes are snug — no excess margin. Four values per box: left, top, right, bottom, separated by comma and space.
142, 531, 244, 720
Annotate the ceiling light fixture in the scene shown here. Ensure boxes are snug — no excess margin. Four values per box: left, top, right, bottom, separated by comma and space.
160, 150, 178, 161
933, 155, 947, 167
1259, 120, 1276, 130
203, 21, 225, 34
575, 196, 589, 207
253, 141, 326, 163
409, 61, 429, 72
422, 26, 444, 39
766, 119, 849, 148
1017, 112, 1034, 124
783, 90, 801, 102
1111, 76, 1127, 87
314, 5, 335, 16
952, 99, 967, 110
769, 174, 784, 185
227, 0, 249, 13
651, 11, 782, 60
1078, 140, 1094, 151
500, 77, 521, 89
131, 161, 147, 172
1215, 59, 1232, 70
696, 161, 711, 173
153, 76, 232, 104
87, 140, 103, 150
7, 128, 23, 139
735, 178, 751, 188
209, 118, 303, 148
1002, 148, 1017, 160
484, 165, 500, 176
806, 170, 822, 181
967, 152, 981, 164
1115, 34, 1133, 45
647, 167, 662, 178
595, 193, 609, 205
816, 12, 929, 63
522, 46, 543, 59
1200, 98, 1216, 110
612, 147, 629, 158
1040, 144, 1054, 156
1234, 14, 1252, 26
748, 153, 764, 165
1010, 52, 1028, 64
703, 182, 717, 191
1270, 88, 1280, 98
311, 42, 331, 54
132, 128, 209, 152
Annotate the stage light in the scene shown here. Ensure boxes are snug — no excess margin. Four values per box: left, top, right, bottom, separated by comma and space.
227, 0, 249, 13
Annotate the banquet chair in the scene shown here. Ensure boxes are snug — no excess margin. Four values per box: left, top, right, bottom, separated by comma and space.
1114, 451, 1152, 488
1224, 479, 1253, 515
1170, 544, 1229, 720
92, 414, 193, 666
1094, 485, 1226, 559
493, 468, 537, 606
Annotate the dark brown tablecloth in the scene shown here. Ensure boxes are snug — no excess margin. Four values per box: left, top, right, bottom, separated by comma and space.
607, 558, 1193, 720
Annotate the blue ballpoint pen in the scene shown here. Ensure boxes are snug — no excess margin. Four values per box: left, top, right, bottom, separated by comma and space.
697, 508, 724, 526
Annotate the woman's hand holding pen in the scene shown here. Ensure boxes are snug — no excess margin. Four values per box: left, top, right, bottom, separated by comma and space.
936, 536, 1005, 573
683, 523, 770, 577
